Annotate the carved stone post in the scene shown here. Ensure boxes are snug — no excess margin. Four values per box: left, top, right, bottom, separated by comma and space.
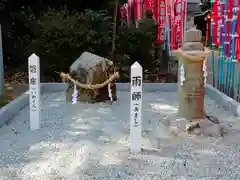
173, 27, 208, 120
172, 28, 226, 136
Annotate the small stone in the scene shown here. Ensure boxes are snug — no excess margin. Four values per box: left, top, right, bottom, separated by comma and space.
186, 121, 200, 133
156, 139, 161, 149
98, 136, 110, 143
12, 128, 19, 135
198, 119, 224, 137
154, 121, 172, 139
162, 117, 171, 127
219, 126, 228, 137
183, 161, 186, 167
191, 128, 202, 135
169, 126, 179, 136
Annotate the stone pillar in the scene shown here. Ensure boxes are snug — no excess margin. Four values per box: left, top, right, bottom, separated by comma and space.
173, 27, 208, 120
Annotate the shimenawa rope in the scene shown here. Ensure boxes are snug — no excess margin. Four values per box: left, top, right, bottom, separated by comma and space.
60, 71, 120, 90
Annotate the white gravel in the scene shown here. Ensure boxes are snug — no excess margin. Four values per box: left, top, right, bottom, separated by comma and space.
0, 91, 240, 180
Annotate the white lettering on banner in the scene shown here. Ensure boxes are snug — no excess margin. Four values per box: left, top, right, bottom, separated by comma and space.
130, 61, 142, 153
176, 3, 181, 13
28, 53, 41, 130
177, 26, 181, 32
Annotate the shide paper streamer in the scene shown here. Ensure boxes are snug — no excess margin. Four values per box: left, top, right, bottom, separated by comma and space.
108, 83, 113, 102
180, 64, 185, 86
72, 84, 78, 104
203, 61, 208, 87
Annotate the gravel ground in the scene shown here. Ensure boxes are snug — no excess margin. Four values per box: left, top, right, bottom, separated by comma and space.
0, 91, 240, 180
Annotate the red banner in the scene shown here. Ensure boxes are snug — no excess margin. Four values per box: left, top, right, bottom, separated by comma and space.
146, 0, 166, 44
144, 0, 151, 11
236, 0, 240, 62
157, 0, 166, 44
120, 3, 130, 25
173, 0, 186, 49
226, 0, 233, 56
212, 0, 234, 56
134, 0, 144, 25
182, 0, 187, 42
211, 0, 223, 47
167, 0, 174, 49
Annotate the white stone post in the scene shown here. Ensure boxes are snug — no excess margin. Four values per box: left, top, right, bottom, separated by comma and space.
28, 53, 40, 130
130, 61, 142, 153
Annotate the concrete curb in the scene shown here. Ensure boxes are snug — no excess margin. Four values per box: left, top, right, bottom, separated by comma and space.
0, 83, 239, 128
0, 84, 44, 127
206, 84, 240, 116
0, 92, 29, 127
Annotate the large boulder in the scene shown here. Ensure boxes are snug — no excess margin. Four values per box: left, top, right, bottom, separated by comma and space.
65, 52, 117, 103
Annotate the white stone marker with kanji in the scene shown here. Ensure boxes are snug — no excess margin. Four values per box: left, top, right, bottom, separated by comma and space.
28, 53, 41, 130
130, 61, 142, 153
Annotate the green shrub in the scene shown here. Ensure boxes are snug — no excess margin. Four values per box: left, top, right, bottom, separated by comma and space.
0, 98, 8, 107
25, 7, 159, 81
26, 7, 113, 80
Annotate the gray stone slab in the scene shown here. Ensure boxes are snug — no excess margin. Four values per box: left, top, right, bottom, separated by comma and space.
0, 83, 240, 129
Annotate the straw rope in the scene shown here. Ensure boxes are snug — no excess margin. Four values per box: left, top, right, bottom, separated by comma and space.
60, 71, 120, 89
172, 47, 211, 62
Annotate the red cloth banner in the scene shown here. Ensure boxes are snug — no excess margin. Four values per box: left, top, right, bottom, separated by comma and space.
167, 0, 174, 49
211, 0, 222, 47
157, 0, 166, 44
205, 13, 211, 43
124, 3, 130, 25
144, 0, 151, 10
182, 0, 187, 43
134, 0, 144, 26
128, 0, 134, 24
147, 0, 166, 44
236, 0, 240, 62
120, 3, 130, 25
211, 0, 233, 56
225, 0, 233, 56
174, 0, 186, 49
120, 5, 125, 19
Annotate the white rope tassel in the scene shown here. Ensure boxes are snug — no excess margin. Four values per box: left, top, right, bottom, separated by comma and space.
108, 83, 113, 101
72, 84, 78, 104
